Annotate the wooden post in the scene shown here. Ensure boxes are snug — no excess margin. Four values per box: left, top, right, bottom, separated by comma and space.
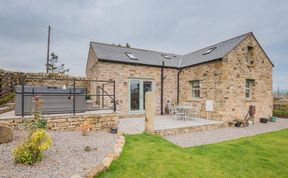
145, 91, 155, 134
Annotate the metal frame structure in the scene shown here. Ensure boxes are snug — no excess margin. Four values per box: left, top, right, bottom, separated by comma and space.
17, 77, 117, 117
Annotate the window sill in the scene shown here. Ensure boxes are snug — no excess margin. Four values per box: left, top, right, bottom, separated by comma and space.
244, 99, 257, 102
186, 98, 201, 102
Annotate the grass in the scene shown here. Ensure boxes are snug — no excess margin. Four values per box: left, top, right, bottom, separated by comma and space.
98, 129, 288, 178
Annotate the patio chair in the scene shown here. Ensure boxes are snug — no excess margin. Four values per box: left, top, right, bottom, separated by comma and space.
175, 104, 186, 120
189, 104, 201, 119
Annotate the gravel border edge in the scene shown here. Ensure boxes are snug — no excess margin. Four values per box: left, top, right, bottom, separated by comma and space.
84, 133, 125, 178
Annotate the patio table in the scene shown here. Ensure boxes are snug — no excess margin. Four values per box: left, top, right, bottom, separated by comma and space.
175, 105, 193, 120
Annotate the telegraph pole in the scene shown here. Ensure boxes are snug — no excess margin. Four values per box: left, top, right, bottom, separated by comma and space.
46, 26, 51, 73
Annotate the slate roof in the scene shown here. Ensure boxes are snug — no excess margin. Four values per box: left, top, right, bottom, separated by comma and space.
91, 42, 182, 67
90, 32, 266, 68
181, 33, 249, 67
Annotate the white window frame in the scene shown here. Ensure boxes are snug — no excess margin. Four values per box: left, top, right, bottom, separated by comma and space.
245, 79, 254, 99
191, 80, 200, 99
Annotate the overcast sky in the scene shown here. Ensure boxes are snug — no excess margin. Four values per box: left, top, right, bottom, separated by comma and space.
0, 0, 287, 90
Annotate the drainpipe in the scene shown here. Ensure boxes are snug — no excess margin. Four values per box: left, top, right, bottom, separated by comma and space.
177, 69, 182, 104
160, 61, 165, 115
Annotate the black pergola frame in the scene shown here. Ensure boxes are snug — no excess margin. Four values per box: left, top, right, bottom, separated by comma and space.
19, 77, 117, 117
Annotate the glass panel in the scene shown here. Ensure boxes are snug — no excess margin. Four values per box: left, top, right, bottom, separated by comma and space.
130, 80, 140, 111
245, 89, 250, 98
96, 86, 101, 105
143, 81, 152, 109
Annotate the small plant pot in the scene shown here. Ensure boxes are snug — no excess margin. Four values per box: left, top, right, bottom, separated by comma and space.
270, 116, 277, 122
260, 118, 268, 123
111, 128, 118, 134
235, 122, 242, 127
248, 120, 253, 126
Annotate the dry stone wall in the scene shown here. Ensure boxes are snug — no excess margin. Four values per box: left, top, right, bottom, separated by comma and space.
0, 113, 118, 131
0, 69, 88, 90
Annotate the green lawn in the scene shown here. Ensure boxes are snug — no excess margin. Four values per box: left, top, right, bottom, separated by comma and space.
98, 129, 288, 178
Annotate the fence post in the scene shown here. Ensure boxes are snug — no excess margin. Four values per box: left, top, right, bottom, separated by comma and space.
73, 79, 76, 115
113, 80, 116, 112
21, 77, 25, 117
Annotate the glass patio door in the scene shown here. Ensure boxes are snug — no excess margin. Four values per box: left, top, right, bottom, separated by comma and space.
129, 79, 152, 113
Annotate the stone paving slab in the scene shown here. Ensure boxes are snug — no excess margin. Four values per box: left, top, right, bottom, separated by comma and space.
118, 116, 223, 135
164, 118, 288, 147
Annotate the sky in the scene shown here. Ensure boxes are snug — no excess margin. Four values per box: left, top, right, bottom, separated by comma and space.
0, 0, 287, 90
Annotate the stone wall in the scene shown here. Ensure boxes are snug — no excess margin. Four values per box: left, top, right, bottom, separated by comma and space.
179, 60, 225, 120
0, 113, 118, 131
86, 59, 178, 115
86, 34, 273, 122
0, 69, 89, 90
220, 34, 273, 122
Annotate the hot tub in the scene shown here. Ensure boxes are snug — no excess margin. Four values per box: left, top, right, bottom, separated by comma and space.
15, 86, 86, 115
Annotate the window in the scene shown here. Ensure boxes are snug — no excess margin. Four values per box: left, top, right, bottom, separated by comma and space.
125, 52, 137, 60
247, 46, 254, 65
161, 54, 171, 59
203, 47, 216, 55
245, 79, 254, 99
191, 80, 200, 98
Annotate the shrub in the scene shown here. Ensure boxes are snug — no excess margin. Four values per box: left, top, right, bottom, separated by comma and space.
0, 93, 15, 106
24, 119, 47, 131
84, 146, 92, 152
13, 129, 52, 165
273, 104, 288, 116
85, 94, 91, 100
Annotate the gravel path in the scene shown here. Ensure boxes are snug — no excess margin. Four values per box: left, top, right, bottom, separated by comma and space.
165, 118, 288, 147
0, 131, 116, 178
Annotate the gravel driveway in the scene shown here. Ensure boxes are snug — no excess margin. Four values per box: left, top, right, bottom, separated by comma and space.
0, 131, 116, 178
165, 118, 288, 147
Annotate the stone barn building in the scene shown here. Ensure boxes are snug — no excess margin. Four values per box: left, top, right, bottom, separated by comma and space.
86, 32, 273, 122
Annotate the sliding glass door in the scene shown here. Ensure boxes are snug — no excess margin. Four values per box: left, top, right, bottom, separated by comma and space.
129, 79, 153, 113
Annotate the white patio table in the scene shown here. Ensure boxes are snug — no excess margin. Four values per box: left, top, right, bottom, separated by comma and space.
175, 105, 193, 120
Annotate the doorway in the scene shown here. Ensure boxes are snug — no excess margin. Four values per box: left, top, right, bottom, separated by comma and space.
129, 79, 153, 114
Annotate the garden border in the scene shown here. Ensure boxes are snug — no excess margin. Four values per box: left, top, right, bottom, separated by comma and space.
85, 133, 125, 178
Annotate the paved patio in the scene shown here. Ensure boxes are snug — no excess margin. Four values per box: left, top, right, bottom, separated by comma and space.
118, 115, 223, 134
165, 118, 288, 147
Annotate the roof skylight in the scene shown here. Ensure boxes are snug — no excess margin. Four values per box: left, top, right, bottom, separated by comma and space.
125, 52, 137, 60
203, 47, 216, 55
161, 54, 171, 59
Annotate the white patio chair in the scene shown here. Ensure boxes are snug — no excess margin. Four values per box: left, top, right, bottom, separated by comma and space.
190, 104, 201, 119
167, 101, 175, 115
175, 104, 185, 120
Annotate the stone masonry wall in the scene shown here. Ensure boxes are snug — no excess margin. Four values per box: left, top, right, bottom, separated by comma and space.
0, 69, 88, 90
179, 60, 225, 120
0, 113, 118, 131
86, 34, 273, 121
221, 34, 273, 122
86, 60, 178, 115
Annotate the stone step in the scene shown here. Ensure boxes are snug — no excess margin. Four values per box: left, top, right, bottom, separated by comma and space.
0, 106, 15, 114
154, 122, 227, 136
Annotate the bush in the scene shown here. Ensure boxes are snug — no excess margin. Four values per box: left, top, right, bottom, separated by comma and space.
24, 119, 47, 131
13, 129, 52, 165
84, 146, 91, 152
273, 104, 288, 116
0, 93, 15, 106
